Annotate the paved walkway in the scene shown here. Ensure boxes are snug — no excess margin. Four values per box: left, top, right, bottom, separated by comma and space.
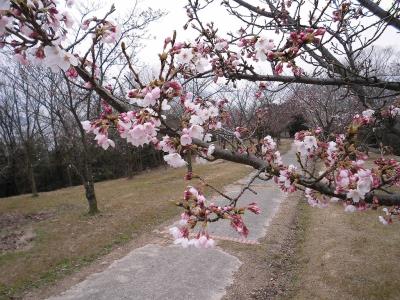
48, 146, 296, 300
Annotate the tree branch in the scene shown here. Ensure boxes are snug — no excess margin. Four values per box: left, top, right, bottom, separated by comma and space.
358, 0, 400, 31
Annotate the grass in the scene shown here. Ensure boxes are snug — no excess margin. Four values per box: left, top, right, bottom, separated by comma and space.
289, 194, 400, 299
0, 160, 251, 299
288, 151, 400, 299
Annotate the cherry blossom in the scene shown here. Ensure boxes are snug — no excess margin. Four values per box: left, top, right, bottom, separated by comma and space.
189, 235, 215, 248
188, 124, 204, 140
214, 39, 228, 51
43, 46, 79, 71
101, 22, 121, 44
295, 133, 318, 157
344, 204, 357, 213
94, 134, 115, 150
362, 109, 374, 118
180, 128, 192, 146
207, 144, 215, 157
230, 215, 249, 238
66, 0, 75, 8
262, 135, 277, 154
254, 36, 274, 61
326, 141, 337, 166
164, 153, 187, 168
142, 87, 161, 107
247, 202, 261, 214
276, 165, 297, 193
177, 48, 193, 64
81, 120, 92, 132
194, 56, 210, 72
159, 135, 176, 154
378, 215, 388, 225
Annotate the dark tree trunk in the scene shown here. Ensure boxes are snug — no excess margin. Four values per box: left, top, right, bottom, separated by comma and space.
84, 179, 98, 215
82, 157, 99, 215
137, 147, 143, 171
127, 147, 134, 179
186, 151, 193, 173
28, 160, 38, 197
66, 165, 73, 187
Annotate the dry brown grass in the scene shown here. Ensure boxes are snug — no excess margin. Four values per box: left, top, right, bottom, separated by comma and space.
290, 200, 400, 300
289, 152, 400, 299
0, 161, 251, 299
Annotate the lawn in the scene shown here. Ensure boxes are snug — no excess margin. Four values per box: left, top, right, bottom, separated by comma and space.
0, 160, 251, 299
289, 154, 400, 300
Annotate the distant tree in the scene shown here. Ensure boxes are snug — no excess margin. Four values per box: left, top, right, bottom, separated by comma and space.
288, 114, 309, 137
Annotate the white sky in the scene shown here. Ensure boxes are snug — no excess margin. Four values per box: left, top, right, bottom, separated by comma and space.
112, 0, 399, 64
113, 0, 238, 65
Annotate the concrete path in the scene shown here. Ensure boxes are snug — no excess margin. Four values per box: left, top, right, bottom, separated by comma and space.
48, 146, 296, 300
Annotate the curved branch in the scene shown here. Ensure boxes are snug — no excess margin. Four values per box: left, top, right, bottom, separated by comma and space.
358, 0, 400, 31
230, 73, 400, 92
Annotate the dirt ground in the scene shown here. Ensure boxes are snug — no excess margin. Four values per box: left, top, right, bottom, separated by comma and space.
221, 192, 301, 300
0, 212, 53, 252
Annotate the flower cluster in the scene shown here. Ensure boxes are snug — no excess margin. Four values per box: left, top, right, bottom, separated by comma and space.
305, 188, 328, 208
81, 102, 116, 150
0, 0, 122, 75
378, 206, 400, 225
169, 225, 215, 249
0, 0, 81, 70
182, 93, 222, 129
276, 164, 297, 193
261, 135, 283, 166
168, 186, 262, 247
294, 131, 319, 158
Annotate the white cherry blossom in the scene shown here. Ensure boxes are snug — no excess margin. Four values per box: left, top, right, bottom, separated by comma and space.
177, 48, 193, 64
164, 153, 187, 168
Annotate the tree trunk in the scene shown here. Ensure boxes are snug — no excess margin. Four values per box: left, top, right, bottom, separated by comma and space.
276, 132, 281, 146
83, 160, 99, 215
66, 165, 73, 187
137, 147, 143, 171
28, 160, 38, 197
186, 151, 193, 173
84, 179, 99, 215
127, 147, 134, 179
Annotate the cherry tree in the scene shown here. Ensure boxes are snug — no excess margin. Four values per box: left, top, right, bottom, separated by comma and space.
0, 67, 43, 197
1, 0, 400, 247
288, 84, 363, 136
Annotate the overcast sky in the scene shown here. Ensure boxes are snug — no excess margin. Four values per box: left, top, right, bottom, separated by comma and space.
113, 0, 239, 65
112, 0, 399, 70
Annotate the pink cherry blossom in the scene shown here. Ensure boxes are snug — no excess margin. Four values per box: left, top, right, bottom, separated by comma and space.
230, 215, 249, 238
247, 202, 261, 214
142, 87, 161, 107
180, 130, 192, 146
188, 124, 204, 140
94, 134, 115, 150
